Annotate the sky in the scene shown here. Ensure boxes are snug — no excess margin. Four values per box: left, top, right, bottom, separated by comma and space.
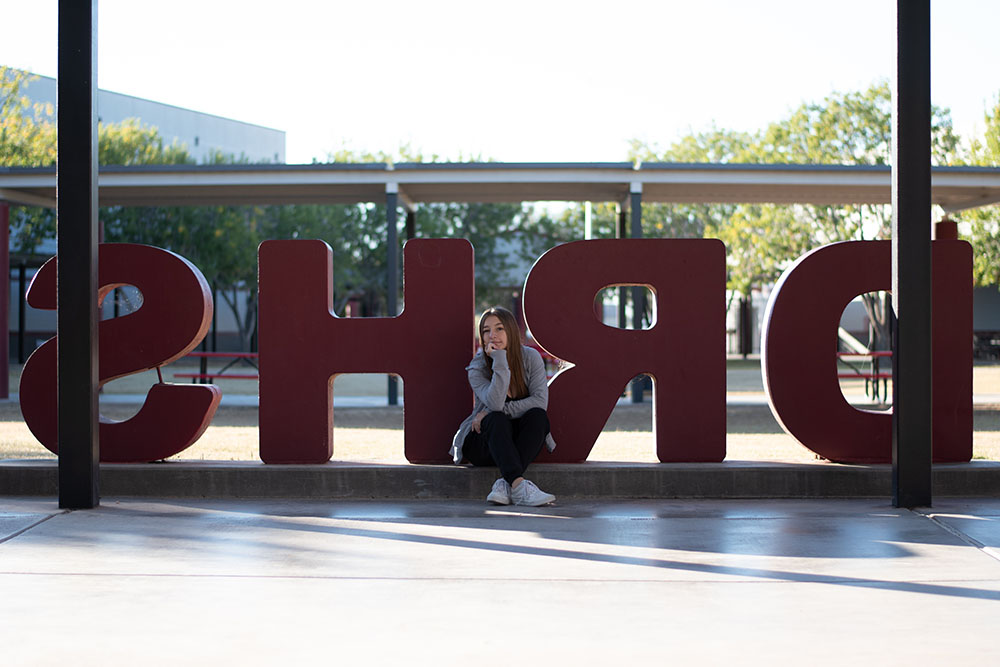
1, 0, 998, 165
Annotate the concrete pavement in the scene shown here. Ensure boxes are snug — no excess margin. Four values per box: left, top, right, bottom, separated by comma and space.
83, 392, 1000, 407
2, 497, 999, 665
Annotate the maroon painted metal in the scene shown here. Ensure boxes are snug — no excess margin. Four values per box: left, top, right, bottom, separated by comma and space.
523, 239, 727, 463
761, 240, 972, 463
19, 244, 221, 462
257, 238, 474, 464
0, 201, 8, 399
186, 352, 259, 358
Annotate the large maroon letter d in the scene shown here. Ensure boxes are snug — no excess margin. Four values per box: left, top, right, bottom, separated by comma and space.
761, 239, 972, 463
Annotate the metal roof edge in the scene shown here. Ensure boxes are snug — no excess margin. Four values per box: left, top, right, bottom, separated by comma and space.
392, 161, 635, 171
2, 162, 998, 177
639, 162, 891, 172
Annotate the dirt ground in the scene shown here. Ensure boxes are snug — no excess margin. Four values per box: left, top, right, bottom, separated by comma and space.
4, 360, 998, 463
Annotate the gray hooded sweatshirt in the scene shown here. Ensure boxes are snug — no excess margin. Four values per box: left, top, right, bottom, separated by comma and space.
450, 345, 557, 464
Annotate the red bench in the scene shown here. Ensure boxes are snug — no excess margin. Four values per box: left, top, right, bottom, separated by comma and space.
837, 351, 891, 400
174, 352, 259, 383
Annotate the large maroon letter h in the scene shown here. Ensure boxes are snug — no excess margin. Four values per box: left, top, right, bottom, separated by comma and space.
258, 239, 474, 464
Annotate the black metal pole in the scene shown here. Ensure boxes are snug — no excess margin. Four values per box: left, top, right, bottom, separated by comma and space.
405, 209, 416, 241
630, 186, 645, 404
0, 202, 8, 399
57, 0, 100, 509
891, 0, 932, 508
739, 296, 752, 358
617, 202, 627, 330
386, 187, 399, 406
18, 263, 26, 364
211, 284, 218, 352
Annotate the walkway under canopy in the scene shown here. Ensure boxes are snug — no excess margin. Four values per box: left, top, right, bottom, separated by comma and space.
2, 160, 1000, 404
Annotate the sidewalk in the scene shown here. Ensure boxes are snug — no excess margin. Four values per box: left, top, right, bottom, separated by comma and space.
2, 497, 999, 664
8, 391, 997, 408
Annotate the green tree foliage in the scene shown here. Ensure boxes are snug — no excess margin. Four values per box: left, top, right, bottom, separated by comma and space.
1, 68, 57, 263
3, 67, 199, 256
2, 67, 192, 169
326, 147, 531, 313
753, 82, 958, 349
1, 69, 261, 345
962, 94, 1000, 289
1, 67, 56, 166
98, 119, 192, 166
629, 80, 963, 349
629, 123, 807, 322
755, 81, 958, 167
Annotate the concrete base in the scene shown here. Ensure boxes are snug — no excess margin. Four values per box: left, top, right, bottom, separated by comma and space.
3, 497, 1000, 664
3, 459, 1000, 498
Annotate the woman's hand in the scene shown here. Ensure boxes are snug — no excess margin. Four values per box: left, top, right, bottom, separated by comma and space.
471, 410, 489, 433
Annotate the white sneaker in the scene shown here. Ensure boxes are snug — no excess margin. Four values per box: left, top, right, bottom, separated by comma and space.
511, 479, 555, 506
486, 478, 511, 505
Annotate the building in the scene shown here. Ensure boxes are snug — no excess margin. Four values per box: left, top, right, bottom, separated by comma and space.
8, 73, 287, 357
18, 72, 285, 164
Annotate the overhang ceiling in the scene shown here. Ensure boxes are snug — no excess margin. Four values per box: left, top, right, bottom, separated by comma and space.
1, 162, 999, 212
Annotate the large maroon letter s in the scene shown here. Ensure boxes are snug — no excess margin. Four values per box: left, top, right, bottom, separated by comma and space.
761, 239, 972, 463
258, 239, 473, 464
19, 244, 221, 462
523, 239, 726, 463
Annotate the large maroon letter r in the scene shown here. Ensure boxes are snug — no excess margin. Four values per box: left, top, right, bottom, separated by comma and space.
523, 239, 726, 462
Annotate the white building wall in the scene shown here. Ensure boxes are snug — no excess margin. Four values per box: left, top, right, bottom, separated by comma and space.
21, 73, 285, 164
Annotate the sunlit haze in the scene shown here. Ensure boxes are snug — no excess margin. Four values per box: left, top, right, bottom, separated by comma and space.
1, 0, 998, 164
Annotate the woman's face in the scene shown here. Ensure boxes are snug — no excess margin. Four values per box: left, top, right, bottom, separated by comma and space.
481, 315, 508, 351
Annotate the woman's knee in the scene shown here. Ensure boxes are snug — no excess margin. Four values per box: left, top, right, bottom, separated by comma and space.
481, 411, 510, 431
523, 407, 550, 430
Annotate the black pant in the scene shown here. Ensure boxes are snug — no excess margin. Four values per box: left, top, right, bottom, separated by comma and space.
463, 408, 550, 485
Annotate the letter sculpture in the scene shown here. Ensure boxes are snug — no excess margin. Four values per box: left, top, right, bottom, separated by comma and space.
523, 239, 727, 462
19, 244, 221, 462
761, 239, 972, 463
258, 238, 473, 464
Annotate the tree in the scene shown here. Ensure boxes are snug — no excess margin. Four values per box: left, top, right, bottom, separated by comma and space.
98, 118, 192, 166
3, 67, 198, 257
325, 147, 531, 314
2, 67, 58, 263
629, 80, 962, 351
100, 203, 263, 349
755, 81, 959, 350
1, 67, 56, 166
0, 72, 262, 347
628, 126, 771, 321
962, 93, 1000, 290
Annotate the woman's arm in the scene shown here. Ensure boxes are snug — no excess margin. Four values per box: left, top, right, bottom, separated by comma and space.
502, 347, 548, 418
468, 349, 510, 412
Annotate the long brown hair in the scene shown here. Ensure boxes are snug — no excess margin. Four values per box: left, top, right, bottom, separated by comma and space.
479, 306, 528, 399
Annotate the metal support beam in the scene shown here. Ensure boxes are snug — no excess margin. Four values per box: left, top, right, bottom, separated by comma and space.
617, 202, 627, 330
0, 188, 57, 209
630, 184, 645, 403
405, 209, 416, 241
396, 187, 416, 214
57, 0, 100, 509
891, 0, 932, 508
386, 186, 399, 406
0, 202, 8, 399
18, 263, 26, 364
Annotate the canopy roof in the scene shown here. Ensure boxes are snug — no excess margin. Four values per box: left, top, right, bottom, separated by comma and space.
2, 162, 999, 212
